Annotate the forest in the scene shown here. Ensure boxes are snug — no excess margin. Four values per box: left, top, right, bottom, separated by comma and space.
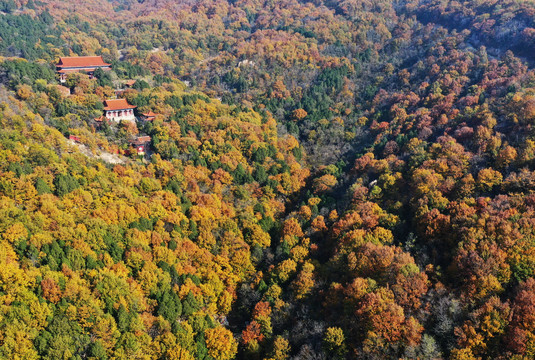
2, 0, 535, 359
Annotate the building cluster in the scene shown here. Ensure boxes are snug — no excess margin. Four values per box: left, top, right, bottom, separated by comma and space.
56, 56, 162, 157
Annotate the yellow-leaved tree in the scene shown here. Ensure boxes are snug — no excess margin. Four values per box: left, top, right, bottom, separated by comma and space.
204, 327, 238, 360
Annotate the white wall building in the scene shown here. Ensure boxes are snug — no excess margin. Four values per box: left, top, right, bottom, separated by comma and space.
103, 99, 136, 122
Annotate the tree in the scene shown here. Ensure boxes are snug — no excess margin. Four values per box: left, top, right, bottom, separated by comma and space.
268, 336, 290, 360
53, 173, 79, 197
41, 278, 61, 303
204, 327, 238, 360
292, 108, 307, 121
16, 84, 32, 100
313, 174, 337, 193
477, 168, 503, 192
292, 261, 315, 299
323, 327, 347, 359
0, 0, 16, 13
496, 146, 517, 168
507, 279, 535, 355
35, 177, 52, 194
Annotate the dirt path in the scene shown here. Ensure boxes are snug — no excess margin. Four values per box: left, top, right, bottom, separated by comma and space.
68, 140, 126, 165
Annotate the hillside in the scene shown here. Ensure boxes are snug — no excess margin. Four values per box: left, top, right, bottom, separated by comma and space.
2, 0, 535, 359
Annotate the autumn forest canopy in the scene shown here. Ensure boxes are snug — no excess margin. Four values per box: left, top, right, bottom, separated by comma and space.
3, 0, 535, 359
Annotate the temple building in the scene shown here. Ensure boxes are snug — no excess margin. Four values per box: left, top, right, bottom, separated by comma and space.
141, 111, 159, 121
124, 80, 137, 88
93, 115, 107, 127
130, 136, 151, 156
56, 56, 111, 83
102, 99, 136, 122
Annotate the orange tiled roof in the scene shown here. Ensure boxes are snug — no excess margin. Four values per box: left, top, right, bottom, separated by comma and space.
57, 56, 111, 68
131, 136, 151, 145
125, 80, 137, 86
103, 99, 136, 111
58, 68, 111, 74
142, 111, 158, 117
